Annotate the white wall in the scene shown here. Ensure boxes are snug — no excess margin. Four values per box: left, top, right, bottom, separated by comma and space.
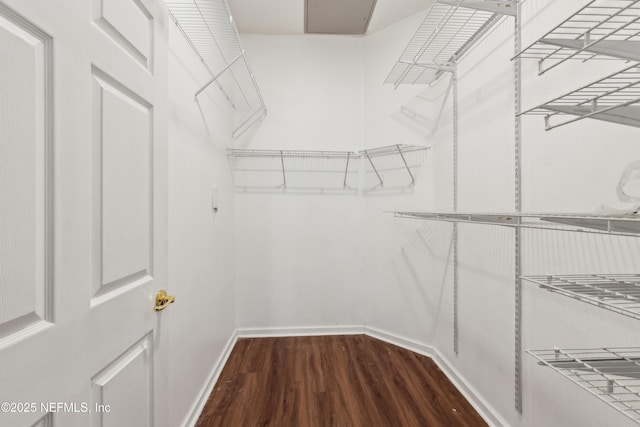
167, 22, 237, 427
234, 16, 437, 333
235, 34, 367, 330
360, 12, 437, 344
239, 35, 364, 150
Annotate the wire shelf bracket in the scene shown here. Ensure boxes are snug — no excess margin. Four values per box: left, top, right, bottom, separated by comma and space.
514, 0, 640, 75
385, 0, 515, 88
361, 144, 427, 189
166, 0, 267, 139
522, 274, 640, 321
393, 211, 640, 237
520, 63, 640, 130
528, 347, 640, 424
364, 150, 384, 189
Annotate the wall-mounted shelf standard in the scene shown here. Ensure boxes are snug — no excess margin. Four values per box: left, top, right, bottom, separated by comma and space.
520, 63, 640, 130
515, 0, 640, 75
528, 347, 640, 424
385, 0, 515, 88
393, 211, 640, 237
228, 145, 428, 192
522, 274, 640, 321
166, 0, 266, 138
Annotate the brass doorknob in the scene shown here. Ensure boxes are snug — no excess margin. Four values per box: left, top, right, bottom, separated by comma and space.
155, 290, 175, 311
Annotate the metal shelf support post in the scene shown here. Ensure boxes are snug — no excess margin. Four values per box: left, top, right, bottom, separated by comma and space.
453, 67, 459, 356
514, 0, 523, 412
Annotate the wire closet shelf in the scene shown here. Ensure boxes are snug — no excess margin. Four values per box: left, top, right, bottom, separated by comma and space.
522, 274, 640, 321
228, 145, 429, 191
166, 0, 266, 138
515, 0, 640, 75
520, 63, 640, 130
385, 0, 515, 87
528, 347, 640, 424
392, 211, 640, 237
229, 149, 359, 190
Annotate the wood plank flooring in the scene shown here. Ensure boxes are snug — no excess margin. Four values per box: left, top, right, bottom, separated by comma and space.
196, 335, 488, 427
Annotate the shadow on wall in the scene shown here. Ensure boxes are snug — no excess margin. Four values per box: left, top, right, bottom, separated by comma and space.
523, 228, 640, 275
169, 43, 236, 149
195, 99, 234, 150
394, 218, 640, 347
391, 223, 455, 340
394, 72, 454, 138
392, 222, 517, 403
195, 86, 267, 150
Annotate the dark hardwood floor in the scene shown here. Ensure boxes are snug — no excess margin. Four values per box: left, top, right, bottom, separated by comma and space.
196, 335, 488, 427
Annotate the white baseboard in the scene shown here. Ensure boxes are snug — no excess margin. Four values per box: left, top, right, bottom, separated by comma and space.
237, 325, 365, 338
182, 329, 238, 427
364, 326, 436, 356
364, 326, 508, 427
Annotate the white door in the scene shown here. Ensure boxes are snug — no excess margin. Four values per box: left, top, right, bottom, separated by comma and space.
0, 0, 170, 426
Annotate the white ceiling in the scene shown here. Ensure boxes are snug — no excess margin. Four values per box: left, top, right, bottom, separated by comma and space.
227, 0, 431, 35
305, 0, 377, 35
